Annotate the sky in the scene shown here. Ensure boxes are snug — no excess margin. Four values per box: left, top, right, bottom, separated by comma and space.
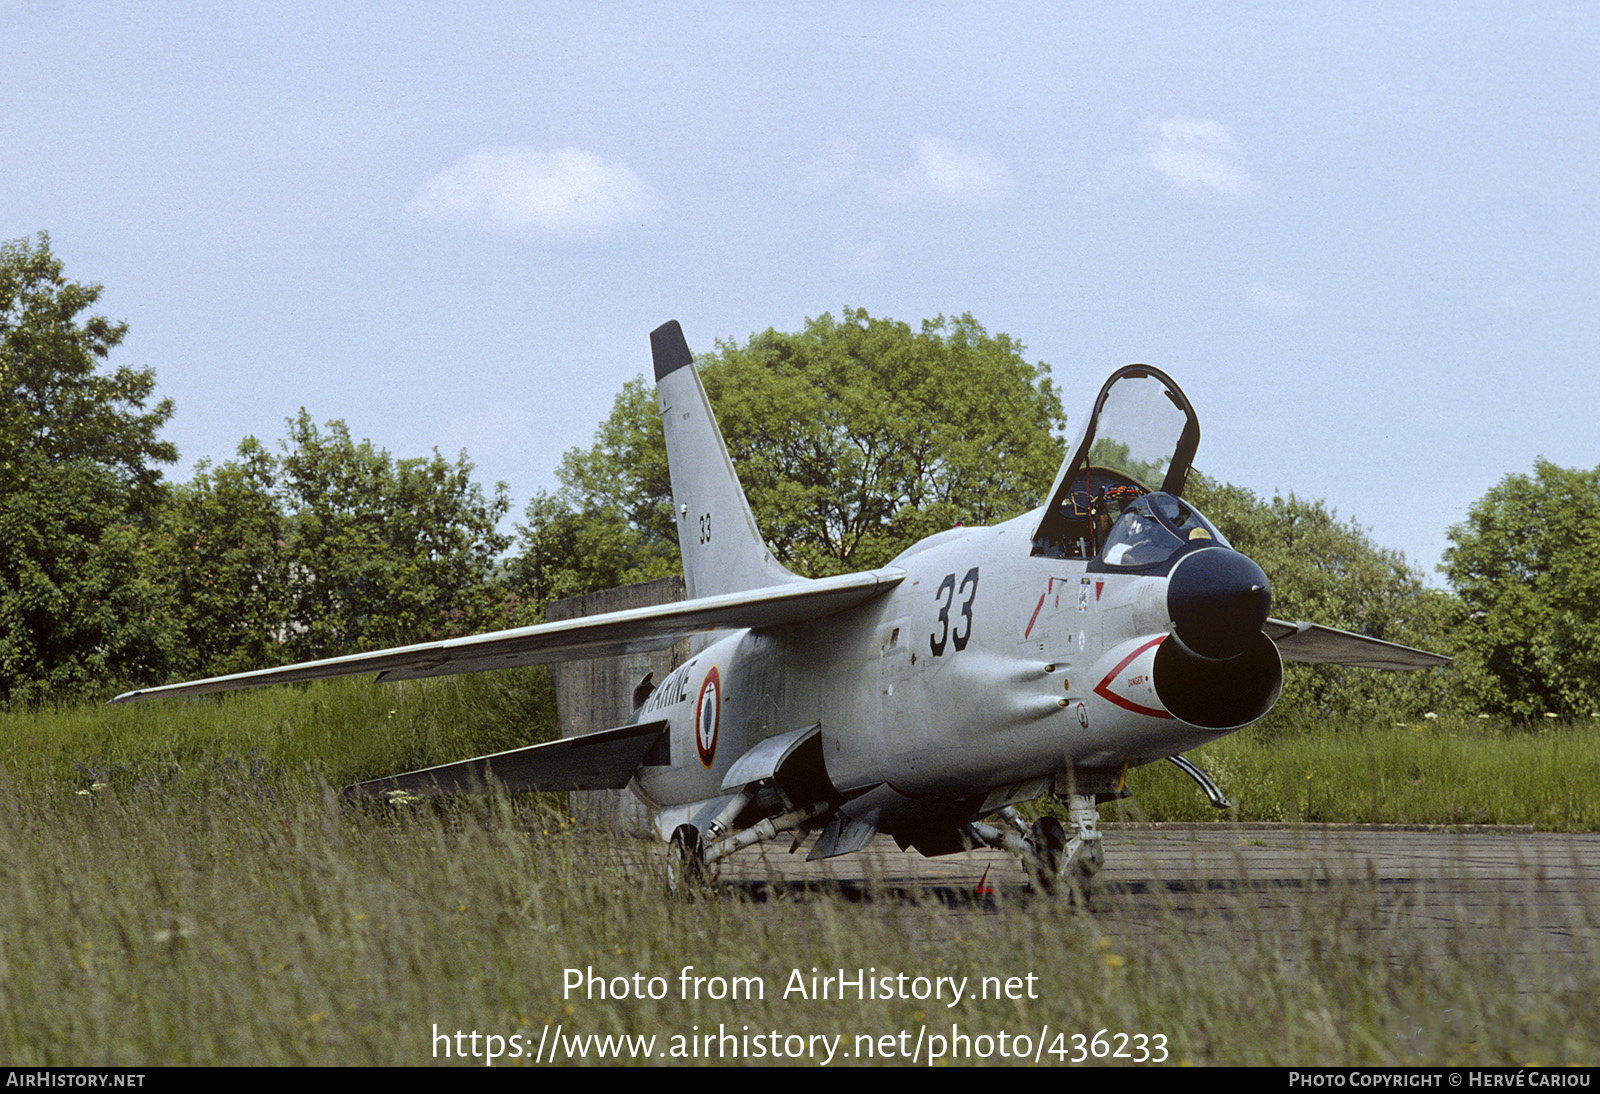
6, 2, 1597, 586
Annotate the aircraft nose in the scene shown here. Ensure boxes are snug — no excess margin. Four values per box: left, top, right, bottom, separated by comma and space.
1166, 547, 1272, 660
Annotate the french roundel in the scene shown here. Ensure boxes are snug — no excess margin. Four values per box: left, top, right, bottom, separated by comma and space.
695, 666, 721, 767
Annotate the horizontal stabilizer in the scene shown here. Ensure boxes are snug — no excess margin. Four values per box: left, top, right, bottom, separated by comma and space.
1264, 619, 1450, 670
111, 568, 905, 702
344, 719, 668, 799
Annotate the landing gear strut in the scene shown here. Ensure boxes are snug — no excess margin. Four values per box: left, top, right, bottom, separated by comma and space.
1028, 816, 1068, 886
972, 795, 1104, 898
1044, 794, 1104, 896
664, 797, 834, 895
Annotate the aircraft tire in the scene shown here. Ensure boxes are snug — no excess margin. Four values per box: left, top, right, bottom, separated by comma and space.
1027, 817, 1068, 893
667, 824, 706, 896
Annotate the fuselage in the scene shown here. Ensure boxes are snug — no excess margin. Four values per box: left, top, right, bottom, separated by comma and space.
633, 503, 1280, 840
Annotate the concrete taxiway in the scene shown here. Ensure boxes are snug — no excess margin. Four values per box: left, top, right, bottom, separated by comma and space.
710, 824, 1599, 957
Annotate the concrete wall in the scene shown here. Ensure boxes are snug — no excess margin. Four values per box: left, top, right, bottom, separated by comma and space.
546, 575, 687, 833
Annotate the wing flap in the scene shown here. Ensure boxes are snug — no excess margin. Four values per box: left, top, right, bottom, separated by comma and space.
343, 719, 668, 798
111, 568, 905, 703
1264, 618, 1451, 670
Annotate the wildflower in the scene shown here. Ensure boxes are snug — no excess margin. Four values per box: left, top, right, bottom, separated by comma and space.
153, 916, 198, 945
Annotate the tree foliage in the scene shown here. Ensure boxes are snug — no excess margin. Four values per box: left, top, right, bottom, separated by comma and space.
148, 439, 289, 678
149, 415, 514, 675
1185, 476, 1461, 720
1, 234, 175, 517
511, 480, 680, 607
1441, 460, 1600, 718
514, 308, 1067, 596
0, 235, 180, 705
277, 412, 513, 657
0, 456, 180, 705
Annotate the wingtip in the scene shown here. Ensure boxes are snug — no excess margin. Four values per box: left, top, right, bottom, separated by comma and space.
650, 320, 692, 382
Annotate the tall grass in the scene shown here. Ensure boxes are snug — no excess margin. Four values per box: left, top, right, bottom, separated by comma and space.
0, 668, 557, 793
1111, 713, 1600, 829
1, 770, 1594, 1066
8, 681, 1597, 829
3, 682, 1597, 1064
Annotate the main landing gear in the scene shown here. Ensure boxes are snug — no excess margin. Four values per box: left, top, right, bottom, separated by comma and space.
666, 824, 706, 895
665, 788, 1107, 900
664, 797, 834, 895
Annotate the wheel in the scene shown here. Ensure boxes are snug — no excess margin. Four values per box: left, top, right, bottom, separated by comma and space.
666, 823, 706, 896
1066, 835, 1101, 908
1027, 817, 1068, 892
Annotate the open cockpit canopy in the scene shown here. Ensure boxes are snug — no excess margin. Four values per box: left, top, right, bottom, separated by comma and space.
1031, 365, 1200, 561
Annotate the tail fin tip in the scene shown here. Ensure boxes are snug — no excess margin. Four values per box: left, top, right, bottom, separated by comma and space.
650, 320, 692, 381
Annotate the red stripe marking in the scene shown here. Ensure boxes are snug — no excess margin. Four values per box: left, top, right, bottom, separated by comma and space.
1023, 591, 1047, 638
1093, 635, 1174, 719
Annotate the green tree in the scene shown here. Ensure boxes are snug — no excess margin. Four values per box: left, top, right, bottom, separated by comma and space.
1441, 460, 1600, 718
509, 485, 679, 606
0, 234, 180, 704
0, 456, 180, 704
1, 233, 176, 517
146, 438, 289, 677
279, 412, 514, 656
149, 415, 515, 673
1186, 476, 1461, 720
516, 308, 1067, 594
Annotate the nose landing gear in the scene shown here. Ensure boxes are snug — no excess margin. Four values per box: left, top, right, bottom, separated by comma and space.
1024, 795, 1102, 899
968, 793, 1104, 900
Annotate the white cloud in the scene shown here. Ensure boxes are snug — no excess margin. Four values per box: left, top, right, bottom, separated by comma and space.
875, 138, 1013, 206
409, 146, 661, 235
1144, 117, 1255, 196
1246, 281, 1306, 316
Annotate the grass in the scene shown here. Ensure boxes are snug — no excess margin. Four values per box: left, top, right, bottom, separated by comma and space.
2, 682, 1598, 1065
0, 669, 558, 793
1109, 713, 1600, 829
11, 680, 1598, 829
2, 771, 1594, 1066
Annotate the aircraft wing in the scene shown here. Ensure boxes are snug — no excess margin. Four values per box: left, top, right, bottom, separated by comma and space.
343, 719, 668, 798
1264, 618, 1451, 670
110, 568, 906, 703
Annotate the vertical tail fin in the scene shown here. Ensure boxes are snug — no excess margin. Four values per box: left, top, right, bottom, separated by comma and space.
651, 321, 800, 599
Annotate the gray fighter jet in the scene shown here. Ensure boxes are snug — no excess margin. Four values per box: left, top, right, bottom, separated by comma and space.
115, 321, 1446, 890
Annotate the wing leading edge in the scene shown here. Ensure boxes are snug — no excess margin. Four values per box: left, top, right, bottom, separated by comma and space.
1264, 618, 1450, 671
110, 568, 906, 704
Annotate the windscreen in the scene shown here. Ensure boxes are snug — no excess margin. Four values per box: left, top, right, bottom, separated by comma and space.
1099, 493, 1230, 570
